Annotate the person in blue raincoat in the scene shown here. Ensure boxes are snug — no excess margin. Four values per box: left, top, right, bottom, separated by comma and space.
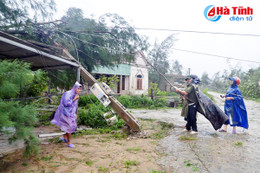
219, 77, 249, 134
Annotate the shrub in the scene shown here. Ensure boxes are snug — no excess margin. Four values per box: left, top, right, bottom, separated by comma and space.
78, 103, 110, 128
117, 95, 168, 109
78, 95, 99, 107
202, 88, 215, 102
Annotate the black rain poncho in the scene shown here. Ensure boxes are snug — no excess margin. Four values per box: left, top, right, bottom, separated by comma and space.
195, 88, 229, 130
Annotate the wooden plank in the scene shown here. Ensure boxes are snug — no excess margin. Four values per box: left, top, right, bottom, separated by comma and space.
38, 132, 65, 138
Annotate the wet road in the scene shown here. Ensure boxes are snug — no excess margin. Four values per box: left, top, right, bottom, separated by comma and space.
131, 92, 260, 173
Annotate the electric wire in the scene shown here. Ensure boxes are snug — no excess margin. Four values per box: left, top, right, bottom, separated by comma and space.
30, 26, 260, 64
54, 30, 260, 64
118, 27, 260, 37
172, 48, 260, 64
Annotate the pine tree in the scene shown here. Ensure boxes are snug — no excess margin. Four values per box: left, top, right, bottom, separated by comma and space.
0, 60, 43, 156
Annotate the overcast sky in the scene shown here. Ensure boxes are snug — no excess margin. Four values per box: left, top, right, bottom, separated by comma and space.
54, 0, 260, 77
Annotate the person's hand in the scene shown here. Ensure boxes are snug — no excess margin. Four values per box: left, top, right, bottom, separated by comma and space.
225, 97, 234, 100
175, 88, 180, 93
75, 114, 77, 119
73, 94, 79, 101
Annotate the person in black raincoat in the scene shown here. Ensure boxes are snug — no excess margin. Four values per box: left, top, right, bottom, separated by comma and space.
176, 75, 200, 134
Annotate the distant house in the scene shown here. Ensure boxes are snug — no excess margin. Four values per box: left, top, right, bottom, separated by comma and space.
92, 51, 149, 95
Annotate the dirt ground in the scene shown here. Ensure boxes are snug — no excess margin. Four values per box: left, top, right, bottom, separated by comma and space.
1, 92, 260, 173
132, 92, 260, 173
1, 119, 169, 173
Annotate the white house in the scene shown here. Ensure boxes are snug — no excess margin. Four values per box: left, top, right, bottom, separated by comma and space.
91, 51, 149, 95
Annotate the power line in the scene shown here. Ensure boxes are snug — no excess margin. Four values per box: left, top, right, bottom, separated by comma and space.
30, 26, 260, 65
57, 31, 260, 64
172, 48, 260, 64
127, 27, 260, 37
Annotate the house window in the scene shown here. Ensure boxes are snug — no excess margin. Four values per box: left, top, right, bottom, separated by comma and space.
137, 75, 142, 90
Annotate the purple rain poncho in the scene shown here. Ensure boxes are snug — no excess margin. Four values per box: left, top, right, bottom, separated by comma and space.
51, 82, 82, 133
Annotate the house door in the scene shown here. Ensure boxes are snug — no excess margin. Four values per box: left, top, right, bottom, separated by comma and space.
117, 80, 120, 93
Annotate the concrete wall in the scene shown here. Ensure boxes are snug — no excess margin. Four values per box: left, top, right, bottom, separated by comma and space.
0, 130, 24, 157
129, 66, 149, 95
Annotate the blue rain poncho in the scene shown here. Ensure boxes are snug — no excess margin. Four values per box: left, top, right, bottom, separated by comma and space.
224, 77, 248, 129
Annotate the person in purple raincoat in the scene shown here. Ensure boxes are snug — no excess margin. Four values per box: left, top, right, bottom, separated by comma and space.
51, 81, 82, 148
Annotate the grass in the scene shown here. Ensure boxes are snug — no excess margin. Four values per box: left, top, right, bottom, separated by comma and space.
149, 170, 166, 173
126, 147, 141, 153
112, 132, 127, 139
40, 155, 53, 161
184, 160, 199, 172
97, 137, 111, 143
74, 129, 100, 136
22, 163, 28, 166
141, 118, 157, 122
178, 136, 197, 141
235, 142, 243, 146
159, 122, 174, 129
202, 88, 215, 102
86, 160, 94, 166
98, 166, 109, 172
49, 137, 62, 144
124, 160, 139, 168
151, 130, 166, 139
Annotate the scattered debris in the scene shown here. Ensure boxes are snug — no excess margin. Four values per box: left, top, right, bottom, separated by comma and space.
103, 111, 118, 126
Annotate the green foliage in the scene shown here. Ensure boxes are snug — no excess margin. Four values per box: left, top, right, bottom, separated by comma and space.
239, 67, 260, 99
0, 101, 40, 156
56, 9, 148, 72
98, 166, 109, 172
110, 119, 125, 130
25, 70, 48, 97
149, 35, 175, 89
202, 88, 215, 102
148, 82, 167, 96
86, 160, 94, 166
0, 60, 48, 99
97, 75, 119, 90
166, 92, 178, 96
111, 132, 127, 139
159, 122, 175, 129
124, 160, 139, 168
235, 142, 243, 146
48, 69, 77, 91
0, 60, 32, 99
184, 160, 199, 171
201, 72, 210, 86
78, 95, 99, 107
78, 104, 110, 128
169, 60, 183, 75
0, 0, 56, 29
41, 155, 53, 161
0, 60, 42, 157
209, 67, 260, 99
151, 129, 166, 139
117, 95, 168, 109
126, 147, 141, 153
